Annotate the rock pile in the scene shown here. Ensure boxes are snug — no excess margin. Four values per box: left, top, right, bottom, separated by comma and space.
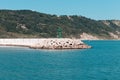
0, 38, 91, 49
30, 38, 91, 49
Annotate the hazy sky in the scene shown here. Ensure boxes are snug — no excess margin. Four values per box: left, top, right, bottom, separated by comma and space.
0, 0, 119, 20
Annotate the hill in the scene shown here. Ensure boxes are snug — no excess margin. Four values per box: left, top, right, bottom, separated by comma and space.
0, 10, 120, 39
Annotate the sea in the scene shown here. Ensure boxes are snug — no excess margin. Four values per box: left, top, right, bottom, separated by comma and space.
0, 40, 120, 80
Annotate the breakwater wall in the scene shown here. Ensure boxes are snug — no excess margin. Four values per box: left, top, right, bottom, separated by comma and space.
0, 38, 91, 49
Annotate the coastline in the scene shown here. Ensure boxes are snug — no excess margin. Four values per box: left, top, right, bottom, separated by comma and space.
0, 38, 91, 49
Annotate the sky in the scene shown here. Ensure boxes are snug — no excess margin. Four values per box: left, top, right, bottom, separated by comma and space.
0, 0, 120, 20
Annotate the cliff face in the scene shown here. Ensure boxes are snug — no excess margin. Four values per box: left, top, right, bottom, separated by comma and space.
80, 33, 99, 40
100, 20, 120, 39
0, 10, 120, 39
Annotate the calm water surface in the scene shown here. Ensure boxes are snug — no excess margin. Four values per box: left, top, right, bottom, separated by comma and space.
0, 40, 120, 80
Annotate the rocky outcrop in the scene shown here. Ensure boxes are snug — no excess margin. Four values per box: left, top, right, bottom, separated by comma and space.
0, 38, 91, 49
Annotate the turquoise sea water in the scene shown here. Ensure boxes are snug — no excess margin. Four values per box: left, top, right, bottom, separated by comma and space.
0, 40, 120, 80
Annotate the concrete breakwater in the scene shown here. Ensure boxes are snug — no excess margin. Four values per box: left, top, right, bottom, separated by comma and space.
0, 38, 91, 49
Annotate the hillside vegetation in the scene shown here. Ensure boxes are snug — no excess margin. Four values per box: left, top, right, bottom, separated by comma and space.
0, 10, 120, 39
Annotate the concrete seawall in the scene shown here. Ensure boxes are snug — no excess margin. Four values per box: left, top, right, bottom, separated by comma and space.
0, 38, 91, 49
